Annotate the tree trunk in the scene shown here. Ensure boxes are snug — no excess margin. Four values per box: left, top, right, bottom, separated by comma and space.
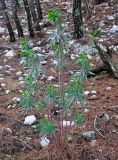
10, 0, 24, 37
35, 0, 43, 20
73, 0, 83, 39
94, 41, 118, 79
23, 0, 35, 38
28, 0, 41, 31
15, 0, 20, 7
0, 0, 15, 42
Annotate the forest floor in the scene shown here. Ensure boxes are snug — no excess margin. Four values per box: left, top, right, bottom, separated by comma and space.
0, 0, 118, 160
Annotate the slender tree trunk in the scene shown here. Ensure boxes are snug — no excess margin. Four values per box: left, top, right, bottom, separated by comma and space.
28, 0, 41, 31
10, 0, 24, 37
15, 0, 20, 7
0, 0, 15, 42
35, 0, 43, 20
23, 0, 35, 38
73, 0, 83, 39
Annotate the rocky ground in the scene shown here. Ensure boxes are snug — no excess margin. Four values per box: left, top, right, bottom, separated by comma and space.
0, 0, 118, 160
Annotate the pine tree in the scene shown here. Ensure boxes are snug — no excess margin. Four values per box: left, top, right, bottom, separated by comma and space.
0, 0, 15, 42
10, 0, 24, 37
73, 0, 83, 39
23, 0, 35, 38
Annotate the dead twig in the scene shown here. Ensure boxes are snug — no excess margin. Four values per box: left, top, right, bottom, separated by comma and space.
94, 115, 105, 138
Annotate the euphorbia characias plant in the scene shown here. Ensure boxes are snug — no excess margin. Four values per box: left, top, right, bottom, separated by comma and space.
36, 10, 92, 143
19, 9, 93, 154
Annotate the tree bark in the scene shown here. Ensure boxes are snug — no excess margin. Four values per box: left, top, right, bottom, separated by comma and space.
28, 0, 41, 31
0, 0, 15, 42
10, 0, 24, 37
73, 0, 83, 39
35, 0, 43, 20
23, 0, 35, 38
15, 0, 20, 7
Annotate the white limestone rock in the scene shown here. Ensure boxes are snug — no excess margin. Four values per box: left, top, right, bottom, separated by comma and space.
84, 91, 90, 96
0, 27, 6, 34
24, 115, 37, 125
40, 137, 50, 147
16, 71, 22, 76
62, 120, 75, 127
91, 90, 97, 94
47, 76, 55, 81
107, 16, 114, 20
5, 50, 16, 59
109, 25, 118, 34
32, 47, 41, 52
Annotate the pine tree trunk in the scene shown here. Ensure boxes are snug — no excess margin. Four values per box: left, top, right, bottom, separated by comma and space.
0, 0, 15, 42
15, 0, 20, 7
73, 0, 83, 39
28, 0, 41, 31
35, 0, 43, 20
10, 0, 24, 37
23, 0, 35, 38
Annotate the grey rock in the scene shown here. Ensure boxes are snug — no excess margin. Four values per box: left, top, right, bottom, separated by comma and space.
83, 131, 96, 141
109, 25, 118, 34
0, 27, 6, 34
5, 50, 16, 59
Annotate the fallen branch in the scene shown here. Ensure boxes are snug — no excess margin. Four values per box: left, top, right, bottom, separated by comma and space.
94, 115, 105, 138
94, 41, 118, 79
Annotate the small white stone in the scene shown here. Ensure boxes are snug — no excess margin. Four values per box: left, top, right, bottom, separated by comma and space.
51, 60, 58, 65
106, 86, 111, 91
67, 8, 72, 13
4, 65, 11, 68
24, 115, 37, 125
84, 91, 90, 96
0, 27, 6, 34
4, 128, 12, 134
32, 47, 41, 52
40, 137, 50, 147
18, 81, 25, 84
0, 78, 4, 81
71, 54, 76, 60
99, 21, 105, 27
6, 90, 10, 94
90, 140, 97, 147
107, 16, 114, 20
62, 120, 75, 127
7, 105, 12, 109
37, 41, 41, 45
12, 104, 16, 108
1, 83, 6, 87
91, 90, 97, 94
5, 50, 16, 59
16, 71, 22, 76
109, 25, 118, 34
40, 61, 47, 65
16, 98, 21, 102
3, 59, 7, 63
90, 95, 97, 99
20, 59, 25, 65
31, 125, 37, 129
44, 115, 48, 117
19, 77, 24, 81
12, 97, 17, 101
84, 109, 89, 113
0, 65, 3, 70
87, 55, 92, 59
47, 76, 55, 81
